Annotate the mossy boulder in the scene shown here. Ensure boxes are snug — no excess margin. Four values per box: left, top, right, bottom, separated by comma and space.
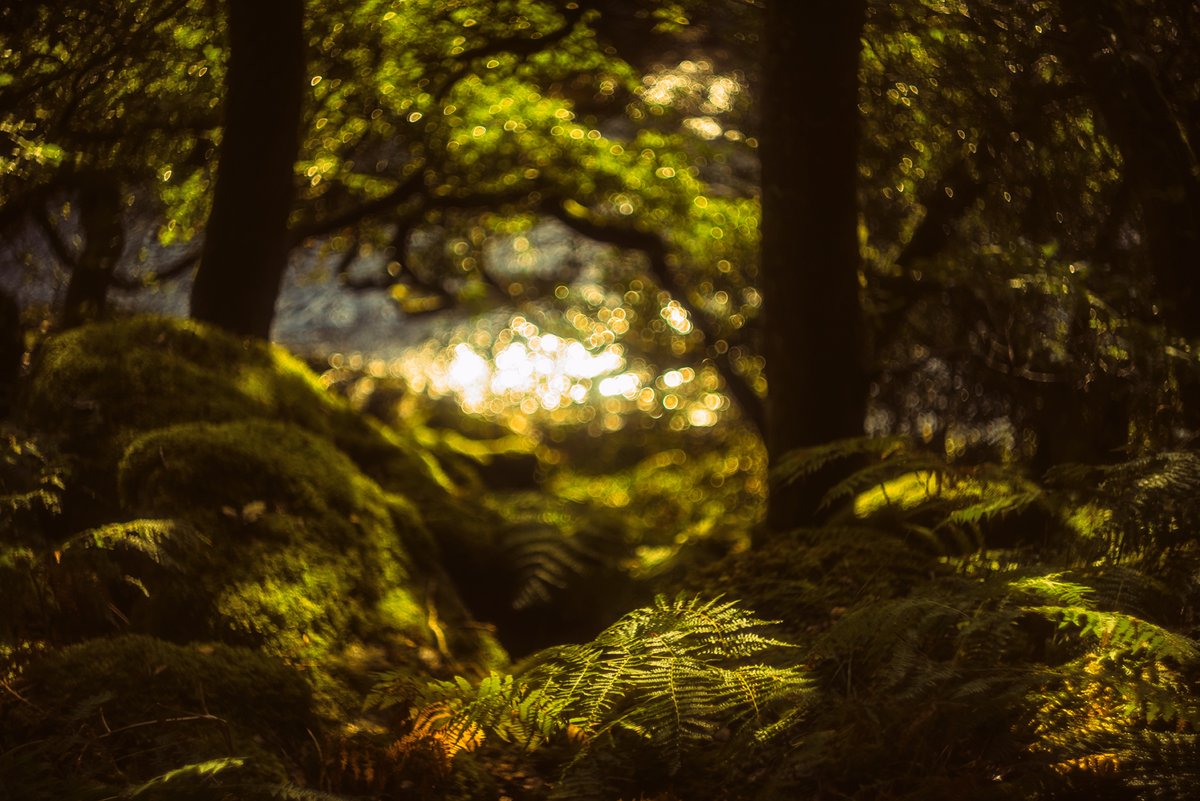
17, 317, 518, 618
0, 635, 313, 801
113, 418, 499, 673
19, 315, 444, 500
10, 316, 508, 705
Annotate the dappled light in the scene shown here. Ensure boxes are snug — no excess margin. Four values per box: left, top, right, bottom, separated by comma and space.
364, 300, 734, 433
3, 0, 1200, 799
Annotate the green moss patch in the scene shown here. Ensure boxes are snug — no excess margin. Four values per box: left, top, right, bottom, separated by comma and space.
19, 316, 446, 503
10, 315, 508, 690
0, 635, 313, 801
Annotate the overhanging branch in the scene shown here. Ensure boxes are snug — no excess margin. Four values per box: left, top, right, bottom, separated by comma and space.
110, 245, 201, 291
540, 200, 766, 435
433, 5, 589, 100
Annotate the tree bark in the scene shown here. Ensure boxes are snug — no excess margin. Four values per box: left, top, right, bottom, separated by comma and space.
0, 287, 21, 416
759, 0, 868, 535
190, 0, 305, 340
61, 176, 124, 329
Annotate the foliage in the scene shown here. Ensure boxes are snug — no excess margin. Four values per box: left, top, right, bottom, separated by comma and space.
0, 432, 67, 644
374, 595, 810, 799
1, 316, 524, 798
6, 318, 1200, 800
0, 635, 313, 801
4, 0, 1200, 798
678, 439, 1200, 800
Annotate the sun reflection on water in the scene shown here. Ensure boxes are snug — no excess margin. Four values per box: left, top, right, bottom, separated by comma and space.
417, 315, 628, 416
336, 306, 733, 432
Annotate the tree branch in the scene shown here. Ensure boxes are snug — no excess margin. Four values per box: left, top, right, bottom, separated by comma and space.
288, 170, 426, 246
539, 200, 767, 435
110, 245, 202, 291
33, 208, 78, 268
433, 5, 588, 100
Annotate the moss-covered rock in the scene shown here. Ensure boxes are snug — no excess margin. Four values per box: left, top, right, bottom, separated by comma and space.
113, 419, 493, 671
23, 316, 328, 446
17, 317, 523, 628
10, 316, 509, 708
19, 316, 445, 501
0, 635, 313, 801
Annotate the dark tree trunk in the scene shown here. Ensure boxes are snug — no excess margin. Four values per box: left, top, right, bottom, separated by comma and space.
61, 176, 124, 329
190, 0, 304, 340
759, 0, 869, 535
0, 288, 21, 416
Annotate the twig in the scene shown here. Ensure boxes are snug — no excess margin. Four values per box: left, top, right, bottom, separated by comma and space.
97, 711, 228, 739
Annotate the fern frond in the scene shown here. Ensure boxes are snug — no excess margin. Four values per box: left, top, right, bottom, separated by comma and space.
504, 522, 591, 610
1008, 574, 1096, 608
64, 519, 207, 570
377, 595, 812, 795
1054, 450, 1200, 562
946, 486, 1042, 527
1034, 606, 1199, 664
822, 460, 948, 510
771, 436, 908, 488
121, 757, 246, 798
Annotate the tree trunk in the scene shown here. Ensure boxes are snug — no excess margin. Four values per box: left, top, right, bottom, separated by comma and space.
61, 176, 124, 329
759, 0, 869, 535
0, 288, 21, 416
190, 0, 304, 340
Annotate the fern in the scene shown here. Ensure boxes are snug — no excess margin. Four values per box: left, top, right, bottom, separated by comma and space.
63, 519, 208, 571
0, 432, 66, 555
379, 595, 811, 797
710, 442, 1200, 798
771, 435, 908, 488
503, 521, 592, 610
947, 485, 1042, 527
118, 757, 246, 798
1053, 451, 1200, 566
790, 563, 1200, 798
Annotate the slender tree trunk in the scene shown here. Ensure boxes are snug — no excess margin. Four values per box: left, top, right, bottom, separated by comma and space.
190, 0, 304, 340
61, 176, 124, 329
759, 0, 868, 535
0, 288, 21, 415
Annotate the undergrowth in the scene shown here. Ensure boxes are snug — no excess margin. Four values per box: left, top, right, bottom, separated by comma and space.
371, 438, 1200, 800
5, 318, 1200, 800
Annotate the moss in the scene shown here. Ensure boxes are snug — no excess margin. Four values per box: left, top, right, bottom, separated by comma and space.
118, 419, 393, 539
12, 316, 509, 717
114, 419, 503, 674
19, 316, 449, 504
0, 634, 314, 801
22, 316, 331, 452
19, 317, 520, 620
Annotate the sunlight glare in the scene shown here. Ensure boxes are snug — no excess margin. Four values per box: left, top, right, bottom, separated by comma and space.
447, 344, 490, 406
599, 372, 641, 398
418, 315, 633, 415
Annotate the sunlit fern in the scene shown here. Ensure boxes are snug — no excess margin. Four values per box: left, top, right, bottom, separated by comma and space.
374, 595, 811, 798
752, 439, 1200, 798
775, 435, 1051, 563
771, 565, 1200, 799
1049, 450, 1200, 570
63, 518, 209, 573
